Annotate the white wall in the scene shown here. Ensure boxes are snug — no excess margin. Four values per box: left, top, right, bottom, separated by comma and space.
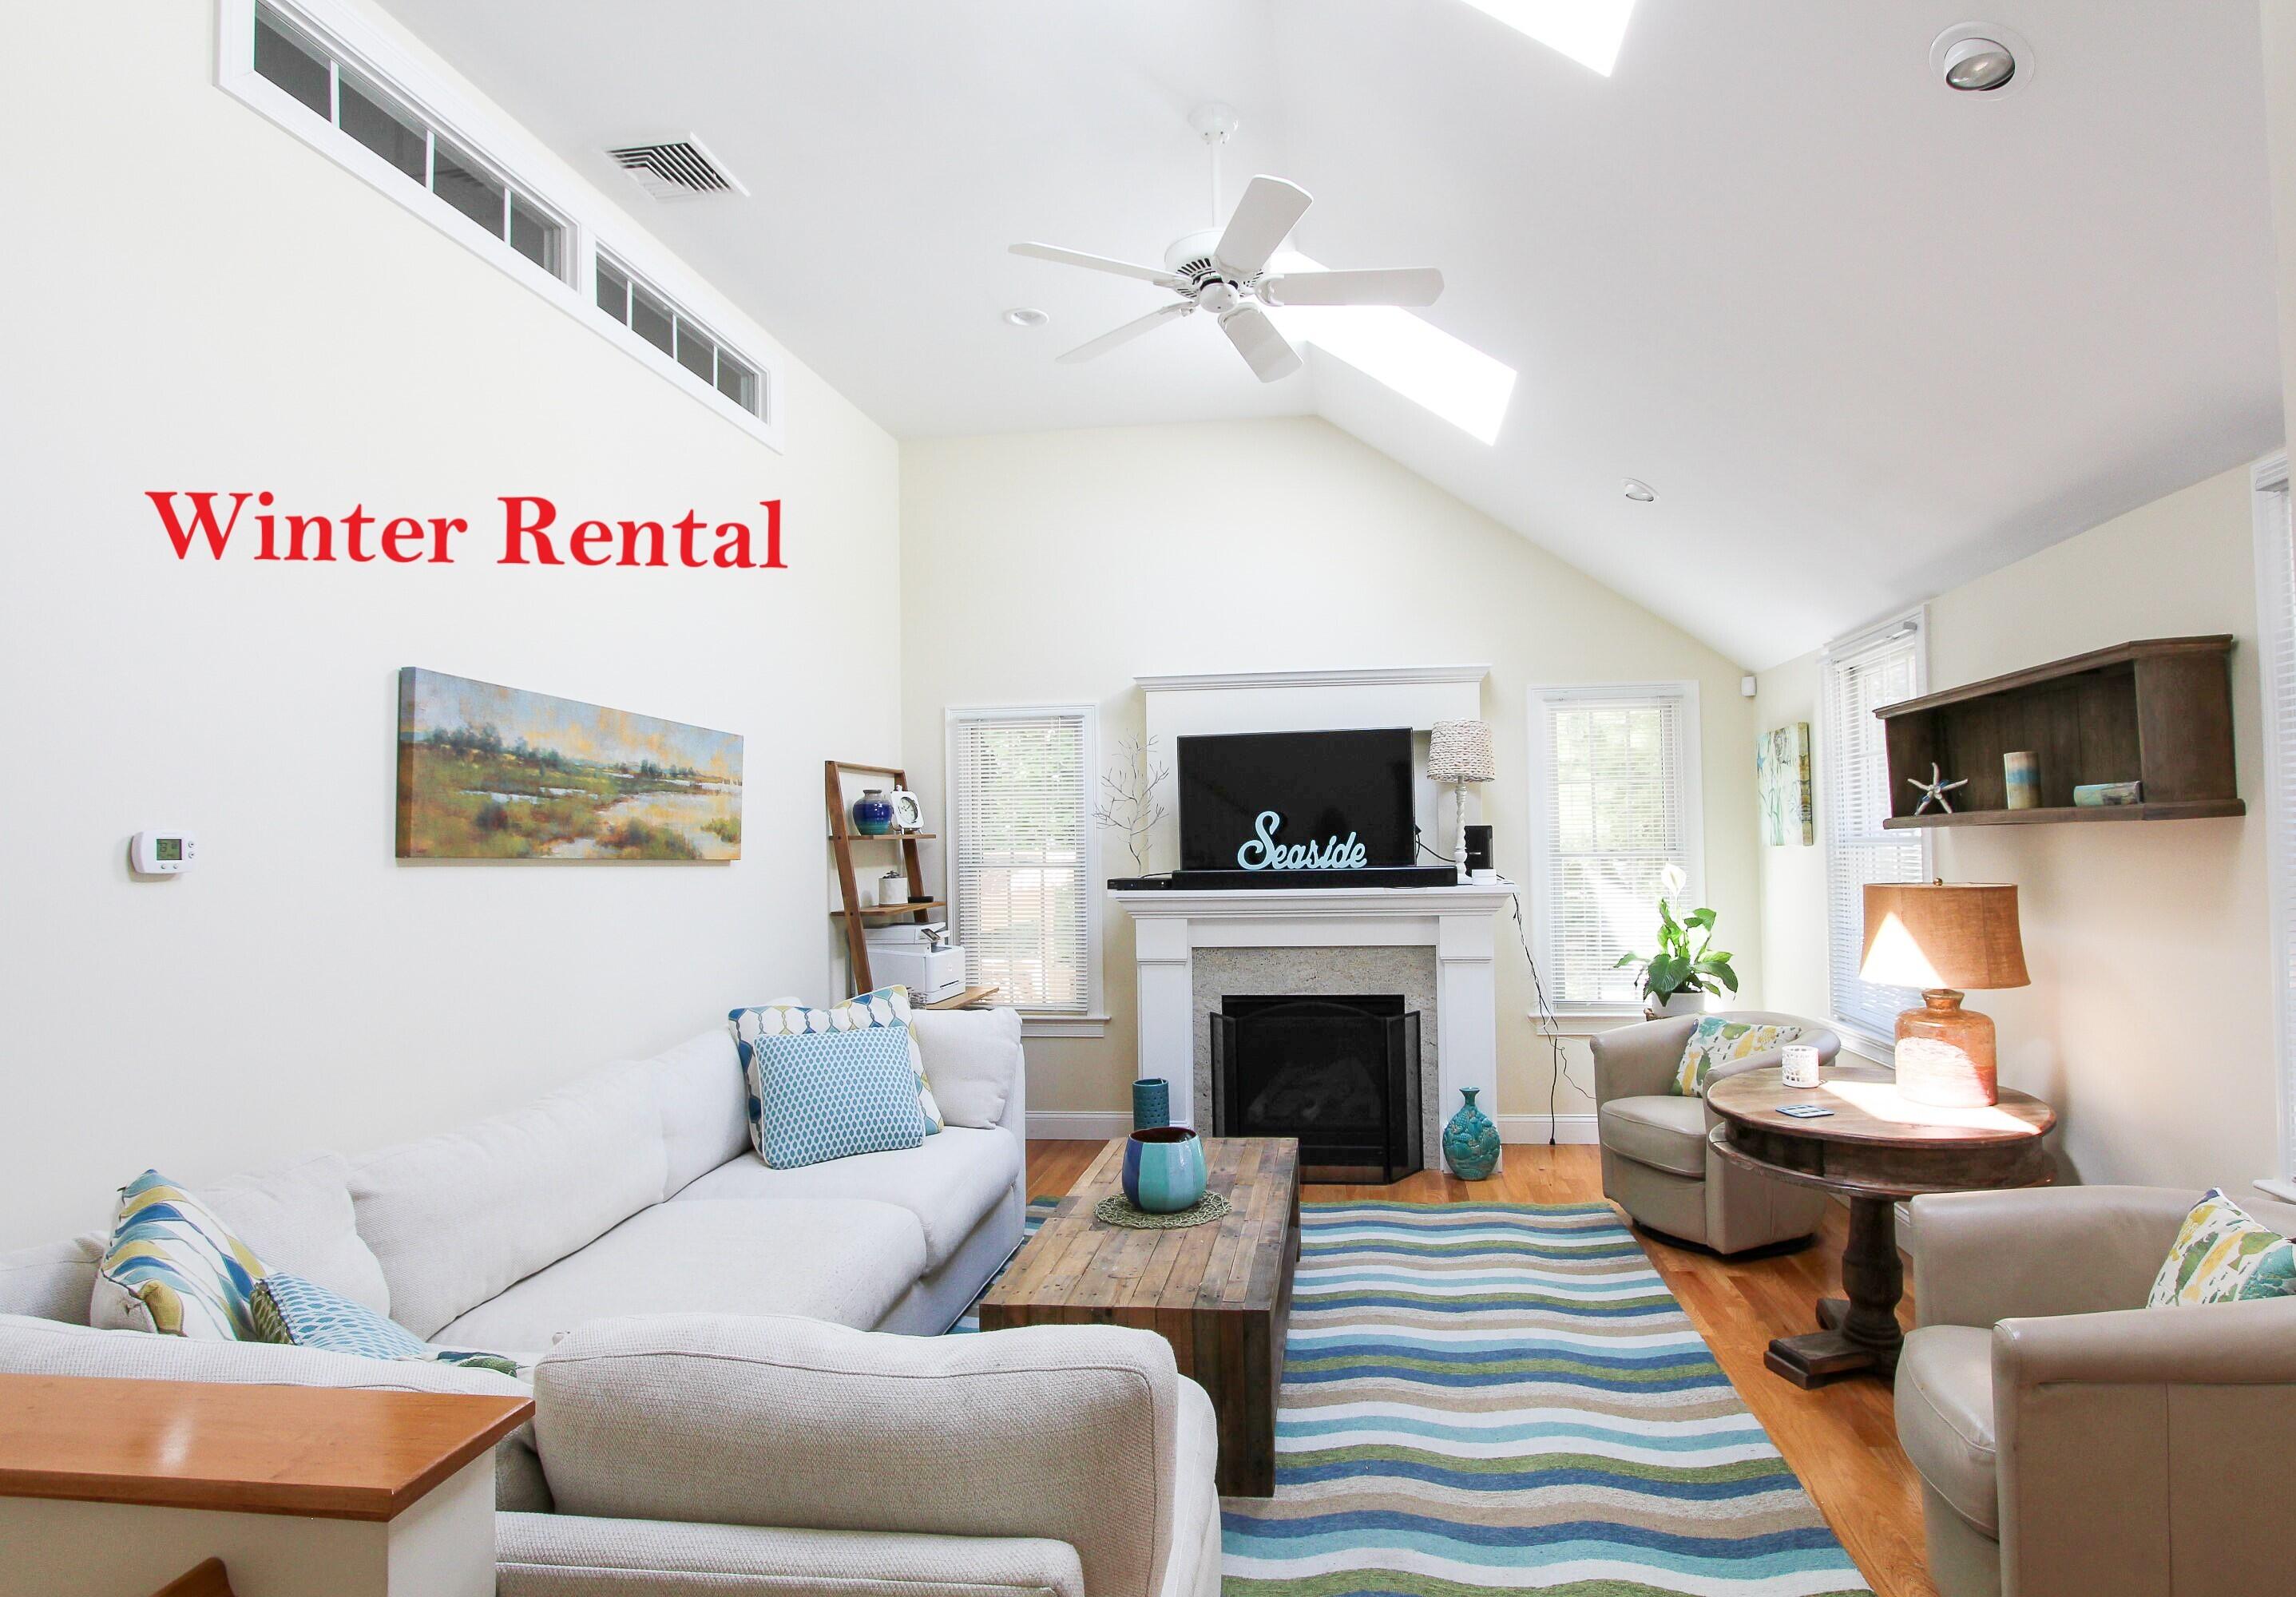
0, 3, 899, 1246
900, 417, 1759, 1131
1756, 466, 2278, 1191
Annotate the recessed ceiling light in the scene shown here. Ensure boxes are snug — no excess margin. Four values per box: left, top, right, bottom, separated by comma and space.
1931, 24, 2032, 97
1622, 478, 1656, 503
1003, 307, 1049, 329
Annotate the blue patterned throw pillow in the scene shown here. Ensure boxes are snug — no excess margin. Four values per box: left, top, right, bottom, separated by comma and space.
252, 1270, 518, 1377
93, 1170, 269, 1340
730, 985, 942, 1161
750, 1021, 929, 1169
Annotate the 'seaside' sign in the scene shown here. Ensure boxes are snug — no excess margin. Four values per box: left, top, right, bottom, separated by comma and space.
1235, 810, 1369, 872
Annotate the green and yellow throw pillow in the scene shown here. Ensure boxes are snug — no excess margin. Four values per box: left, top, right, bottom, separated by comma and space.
2148, 1189, 2296, 1306
93, 1169, 269, 1339
1671, 1017, 1801, 1097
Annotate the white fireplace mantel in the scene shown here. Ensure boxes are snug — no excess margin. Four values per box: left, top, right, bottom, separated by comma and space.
1110, 881, 1518, 1165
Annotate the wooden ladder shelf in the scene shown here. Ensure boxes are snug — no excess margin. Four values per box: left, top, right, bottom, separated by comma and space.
825, 759, 997, 1009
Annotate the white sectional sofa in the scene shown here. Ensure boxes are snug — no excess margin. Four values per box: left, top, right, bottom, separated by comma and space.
0, 1008, 1224, 1597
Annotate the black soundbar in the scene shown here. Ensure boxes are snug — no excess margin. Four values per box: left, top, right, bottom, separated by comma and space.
1108, 866, 1461, 891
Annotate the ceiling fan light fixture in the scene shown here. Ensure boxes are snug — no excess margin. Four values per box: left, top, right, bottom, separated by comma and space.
1002, 307, 1050, 329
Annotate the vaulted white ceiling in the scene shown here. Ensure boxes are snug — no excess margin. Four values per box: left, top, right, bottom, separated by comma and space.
388, 0, 2284, 667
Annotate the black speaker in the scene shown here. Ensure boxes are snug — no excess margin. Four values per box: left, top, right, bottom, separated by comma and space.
1463, 824, 1493, 874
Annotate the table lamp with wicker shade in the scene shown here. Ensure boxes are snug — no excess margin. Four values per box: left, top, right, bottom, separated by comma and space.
1860, 881, 2029, 1108
1427, 719, 1494, 881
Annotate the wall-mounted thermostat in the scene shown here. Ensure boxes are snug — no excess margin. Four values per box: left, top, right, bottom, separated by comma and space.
130, 830, 198, 874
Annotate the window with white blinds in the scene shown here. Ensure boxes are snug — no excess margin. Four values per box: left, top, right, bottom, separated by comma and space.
945, 706, 1099, 1016
1527, 684, 1703, 1009
1821, 612, 1931, 1043
2251, 454, 2296, 1187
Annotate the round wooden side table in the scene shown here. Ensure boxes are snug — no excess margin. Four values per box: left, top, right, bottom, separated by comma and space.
1704, 1063, 2056, 1389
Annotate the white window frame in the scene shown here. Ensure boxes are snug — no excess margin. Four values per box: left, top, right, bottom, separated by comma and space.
943, 703, 1106, 1039
1525, 680, 1705, 1016
216, 0, 783, 450
2250, 451, 2296, 1201
1817, 606, 1933, 1058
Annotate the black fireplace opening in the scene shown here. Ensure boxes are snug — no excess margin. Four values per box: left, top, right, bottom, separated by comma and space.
1211, 994, 1423, 1183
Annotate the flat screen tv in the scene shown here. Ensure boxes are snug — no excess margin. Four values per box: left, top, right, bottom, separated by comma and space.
1178, 728, 1416, 873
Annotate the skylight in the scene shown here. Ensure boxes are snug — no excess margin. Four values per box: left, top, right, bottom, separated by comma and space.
1271, 254, 1518, 445
1457, 0, 1636, 76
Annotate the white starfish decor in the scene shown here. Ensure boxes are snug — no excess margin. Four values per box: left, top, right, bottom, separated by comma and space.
1907, 763, 1969, 816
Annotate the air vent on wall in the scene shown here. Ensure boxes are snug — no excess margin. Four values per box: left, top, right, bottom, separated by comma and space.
606, 137, 748, 202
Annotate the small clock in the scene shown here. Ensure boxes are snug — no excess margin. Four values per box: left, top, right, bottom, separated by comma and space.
888, 787, 925, 831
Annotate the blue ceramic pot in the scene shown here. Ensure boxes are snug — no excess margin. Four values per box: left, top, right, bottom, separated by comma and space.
1442, 1087, 1501, 1181
1131, 1077, 1171, 1131
1123, 1127, 1207, 1214
851, 790, 894, 836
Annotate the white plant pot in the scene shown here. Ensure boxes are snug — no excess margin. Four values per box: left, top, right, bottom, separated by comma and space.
1645, 991, 1705, 1020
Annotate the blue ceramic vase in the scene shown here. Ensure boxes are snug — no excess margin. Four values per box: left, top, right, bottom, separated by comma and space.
851, 790, 894, 836
1132, 1077, 1171, 1131
1123, 1127, 1207, 1214
1442, 1087, 1501, 1180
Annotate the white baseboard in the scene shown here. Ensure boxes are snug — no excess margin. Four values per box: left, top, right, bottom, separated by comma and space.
1030, 1112, 1602, 1146
1026, 1111, 1135, 1140
1500, 1113, 1599, 1144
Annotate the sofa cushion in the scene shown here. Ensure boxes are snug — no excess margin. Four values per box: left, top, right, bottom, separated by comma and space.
1895, 1324, 1997, 1538
253, 1271, 518, 1377
2147, 1187, 2295, 1306
351, 1062, 669, 1339
0, 1236, 104, 1324
910, 1007, 1023, 1130
0, 1311, 548, 1513
732, 988, 944, 1151
673, 1127, 1021, 1272
93, 1171, 269, 1340
433, 1199, 929, 1349
647, 1029, 753, 1196
750, 1024, 928, 1170
201, 1152, 391, 1317
1598, 1096, 1710, 1179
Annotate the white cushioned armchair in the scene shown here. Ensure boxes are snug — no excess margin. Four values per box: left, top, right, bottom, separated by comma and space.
499, 1314, 1223, 1597
1589, 1011, 1838, 1254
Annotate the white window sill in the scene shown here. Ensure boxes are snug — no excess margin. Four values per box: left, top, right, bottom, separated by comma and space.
1021, 1013, 1109, 1039
1530, 1008, 1652, 1035
2254, 1176, 2296, 1205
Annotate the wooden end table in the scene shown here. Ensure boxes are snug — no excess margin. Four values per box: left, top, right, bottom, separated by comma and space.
979, 1135, 1300, 1496
0, 1373, 531, 1597
1705, 1064, 2056, 1389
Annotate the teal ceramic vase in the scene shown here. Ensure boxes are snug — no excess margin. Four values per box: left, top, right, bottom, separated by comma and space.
1123, 1127, 1207, 1214
1442, 1087, 1501, 1180
1132, 1077, 1171, 1131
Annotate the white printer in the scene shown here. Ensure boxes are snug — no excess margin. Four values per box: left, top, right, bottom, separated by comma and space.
862, 921, 968, 1005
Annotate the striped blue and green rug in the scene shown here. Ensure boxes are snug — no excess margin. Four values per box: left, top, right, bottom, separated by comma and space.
958, 1198, 1870, 1595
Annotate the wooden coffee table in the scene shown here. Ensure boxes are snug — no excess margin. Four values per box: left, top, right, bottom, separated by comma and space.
1706, 1064, 2056, 1388
979, 1135, 1299, 1496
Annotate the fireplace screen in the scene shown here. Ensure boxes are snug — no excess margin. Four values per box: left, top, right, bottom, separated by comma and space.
1210, 994, 1423, 1183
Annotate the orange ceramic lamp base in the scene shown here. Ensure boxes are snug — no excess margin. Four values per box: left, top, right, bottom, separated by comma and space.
1893, 989, 1998, 1107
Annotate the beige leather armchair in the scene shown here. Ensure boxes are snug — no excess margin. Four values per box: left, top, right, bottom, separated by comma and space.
1588, 1012, 1838, 1254
1897, 1186, 2296, 1597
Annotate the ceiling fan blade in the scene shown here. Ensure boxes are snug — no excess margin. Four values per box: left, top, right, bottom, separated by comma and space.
1219, 306, 1303, 382
1010, 242, 1181, 288
1259, 266, 1445, 308
1056, 302, 1193, 363
1212, 176, 1311, 277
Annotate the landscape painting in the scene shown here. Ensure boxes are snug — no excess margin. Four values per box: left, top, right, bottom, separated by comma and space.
396, 668, 743, 860
1756, 721, 1814, 847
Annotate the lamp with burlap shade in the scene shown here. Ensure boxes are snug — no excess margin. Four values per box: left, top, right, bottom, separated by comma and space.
1860, 882, 2028, 1107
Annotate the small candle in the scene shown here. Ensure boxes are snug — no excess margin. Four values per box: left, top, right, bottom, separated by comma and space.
1781, 1043, 1822, 1088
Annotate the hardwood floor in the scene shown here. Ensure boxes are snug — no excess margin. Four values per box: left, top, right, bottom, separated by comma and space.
1024, 1139, 1939, 1597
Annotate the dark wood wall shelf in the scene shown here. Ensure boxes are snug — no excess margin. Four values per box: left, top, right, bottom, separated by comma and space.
1875, 636, 2242, 830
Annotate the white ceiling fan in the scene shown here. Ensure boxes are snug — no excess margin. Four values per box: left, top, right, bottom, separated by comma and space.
1009, 105, 1445, 382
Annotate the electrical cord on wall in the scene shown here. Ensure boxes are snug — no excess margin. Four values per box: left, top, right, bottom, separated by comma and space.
1419, 826, 1587, 1145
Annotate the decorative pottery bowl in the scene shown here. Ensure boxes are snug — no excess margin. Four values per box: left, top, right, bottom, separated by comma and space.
1122, 1126, 1207, 1214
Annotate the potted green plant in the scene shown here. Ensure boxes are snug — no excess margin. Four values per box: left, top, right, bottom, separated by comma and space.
1614, 865, 1739, 1020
